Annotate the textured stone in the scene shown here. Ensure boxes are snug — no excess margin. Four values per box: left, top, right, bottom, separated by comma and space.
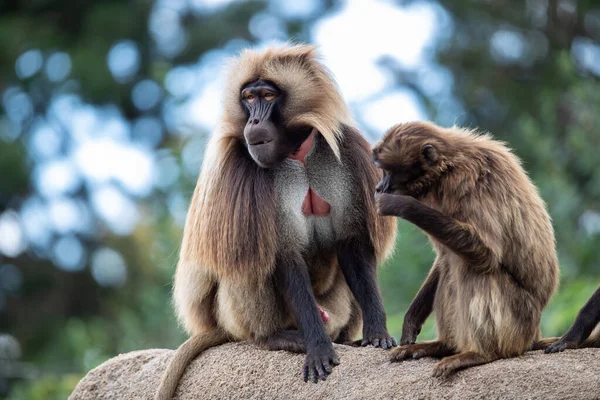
70, 343, 600, 400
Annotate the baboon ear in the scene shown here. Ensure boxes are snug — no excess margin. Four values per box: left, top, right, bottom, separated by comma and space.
422, 144, 438, 164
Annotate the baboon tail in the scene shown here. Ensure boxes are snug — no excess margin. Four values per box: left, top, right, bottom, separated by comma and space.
155, 330, 229, 400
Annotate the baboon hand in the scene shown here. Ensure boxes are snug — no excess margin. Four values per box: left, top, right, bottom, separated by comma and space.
390, 344, 428, 362
303, 343, 340, 383
545, 338, 577, 353
400, 323, 420, 345
376, 193, 416, 217
352, 330, 397, 350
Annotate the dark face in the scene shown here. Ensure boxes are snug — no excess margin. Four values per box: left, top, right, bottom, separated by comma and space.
372, 128, 439, 197
241, 79, 312, 168
373, 160, 424, 196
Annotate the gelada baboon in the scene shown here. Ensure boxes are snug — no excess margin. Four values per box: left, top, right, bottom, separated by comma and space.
535, 285, 600, 353
155, 44, 397, 399
372, 121, 559, 377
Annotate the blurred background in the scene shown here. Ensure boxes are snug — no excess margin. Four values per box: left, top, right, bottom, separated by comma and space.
0, 0, 599, 398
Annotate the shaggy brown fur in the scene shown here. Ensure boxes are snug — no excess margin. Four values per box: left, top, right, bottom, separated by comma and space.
156, 44, 396, 399
373, 121, 559, 377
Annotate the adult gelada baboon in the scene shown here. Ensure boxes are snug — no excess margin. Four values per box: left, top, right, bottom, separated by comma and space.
155, 44, 397, 399
373, 121, 559, 377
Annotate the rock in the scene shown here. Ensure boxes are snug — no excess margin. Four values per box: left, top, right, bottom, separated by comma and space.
69, 343, 600, 400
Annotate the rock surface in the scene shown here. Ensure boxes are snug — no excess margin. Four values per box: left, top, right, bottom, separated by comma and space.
70, 343, 600, 400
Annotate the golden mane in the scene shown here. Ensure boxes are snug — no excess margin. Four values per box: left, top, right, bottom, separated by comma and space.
181, 43, 356, 281
220, 42, 354, 160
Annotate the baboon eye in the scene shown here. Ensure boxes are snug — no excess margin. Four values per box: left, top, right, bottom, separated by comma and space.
264, 92, 276, 101
245, 94, 256, 104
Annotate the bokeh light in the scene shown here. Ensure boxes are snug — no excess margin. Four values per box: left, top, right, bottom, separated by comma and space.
91, 247, 127, 287
107, 40, 141, 83
15, 49, 43, 80
45, 52, 72, 82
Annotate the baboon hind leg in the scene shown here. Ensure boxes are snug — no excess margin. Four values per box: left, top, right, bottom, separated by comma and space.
390, 341, 454, 362
432, 351, 491, 378
335, 300, 362, 345
255, 330, 306, 353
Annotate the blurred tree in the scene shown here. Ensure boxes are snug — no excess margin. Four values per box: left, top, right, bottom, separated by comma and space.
0, 0, 599, 399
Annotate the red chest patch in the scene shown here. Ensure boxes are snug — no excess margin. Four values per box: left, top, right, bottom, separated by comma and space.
302, 188, 331, 216
288, 130, 331, 217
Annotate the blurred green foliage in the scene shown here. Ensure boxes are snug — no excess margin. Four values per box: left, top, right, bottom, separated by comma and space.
0, 0, 599, 398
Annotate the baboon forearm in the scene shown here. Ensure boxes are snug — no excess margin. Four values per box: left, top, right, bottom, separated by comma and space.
404, 266, 439, 330
338, 239, 387, 333
399, 265, 439, 345
397, 196, 495, 272
561, 285, 600, 343
274, 255, 331, 347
